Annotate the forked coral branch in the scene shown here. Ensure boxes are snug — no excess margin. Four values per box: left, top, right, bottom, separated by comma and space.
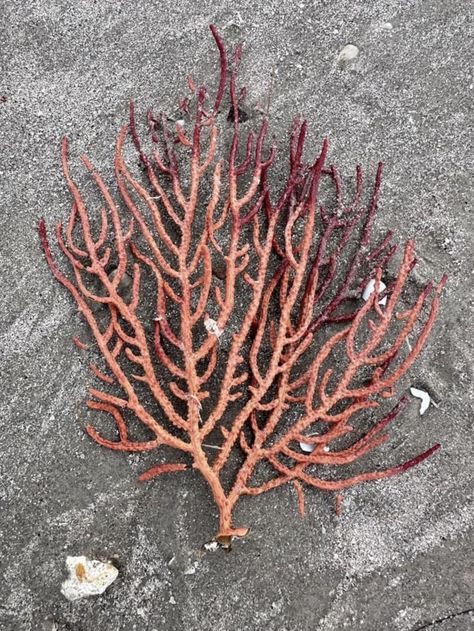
39, 26, 446, 547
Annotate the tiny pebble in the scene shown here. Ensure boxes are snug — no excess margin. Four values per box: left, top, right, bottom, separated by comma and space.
337, 44, 359, 63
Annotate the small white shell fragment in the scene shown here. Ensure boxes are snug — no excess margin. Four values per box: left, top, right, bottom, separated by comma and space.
362, 278, 387, 306
410, 387, 431, 415
61, 556, 118, 601
204, 318, 223, 338
299, 441, 316, 453
381, 22, 393, 30
176, 119, 185, 127
204, 541, 219, 552
183, 564, 197, 575
337, 44, 359, 63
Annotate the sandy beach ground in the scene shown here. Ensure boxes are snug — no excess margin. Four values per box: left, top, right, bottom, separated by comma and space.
1, 1, 473, 629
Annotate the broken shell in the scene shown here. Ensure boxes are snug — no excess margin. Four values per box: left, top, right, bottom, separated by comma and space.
299, 441, 316, 453
183, 563, 198, 575
204, 317, 223, 338
203, 541, 219, 552
410, 387, 431, 415
362, 278, 387, 306
61, 556, 118, 601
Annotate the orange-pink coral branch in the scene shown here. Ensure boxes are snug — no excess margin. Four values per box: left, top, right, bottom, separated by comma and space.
39, 25, 445, 546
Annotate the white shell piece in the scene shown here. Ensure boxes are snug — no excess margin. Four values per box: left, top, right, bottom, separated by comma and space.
299, 441, 316, 453
410, 387, 431, 415
61, 556, 118, 601
184, 565, 197, 575
337, 44, 359, 63
204, 541, 219, 552
362, 278, 387, 305
204, 318, 223, 338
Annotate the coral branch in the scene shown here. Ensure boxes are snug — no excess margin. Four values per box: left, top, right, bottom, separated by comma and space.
138, 463, 189, 482
40, 26, 445, 545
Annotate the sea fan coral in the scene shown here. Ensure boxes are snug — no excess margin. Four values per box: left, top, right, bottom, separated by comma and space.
39, 26, 445, 546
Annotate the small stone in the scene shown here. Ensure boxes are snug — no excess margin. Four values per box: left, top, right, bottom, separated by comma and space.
337, 44, 359, 63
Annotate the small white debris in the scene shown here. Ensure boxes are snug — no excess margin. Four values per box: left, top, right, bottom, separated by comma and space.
176, 119, 185, 127
362, 278, 388, 306
323, 445, 330, 452
169, 595, 177, 605
299, 441, 316, 453
337, 44, 359, 63
183, 565, 196, 576
61, 556, 118, 601
410, 387, 431, 415
204, 318, 223, 338
381, 22, 393, 30
204, 541, 219, 552
153, 315, 163, 322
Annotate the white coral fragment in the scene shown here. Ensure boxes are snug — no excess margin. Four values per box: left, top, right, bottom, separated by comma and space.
362, 278, 387, 306
410, 387, 431, 415
299, 441, 316, 453
204, 317, 223, 338
61, 556, 118, 601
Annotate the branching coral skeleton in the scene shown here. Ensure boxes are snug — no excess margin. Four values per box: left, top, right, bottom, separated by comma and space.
39, 26, 446, 546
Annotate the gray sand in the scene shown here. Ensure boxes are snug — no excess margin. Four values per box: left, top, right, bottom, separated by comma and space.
1, 1, 473, 630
